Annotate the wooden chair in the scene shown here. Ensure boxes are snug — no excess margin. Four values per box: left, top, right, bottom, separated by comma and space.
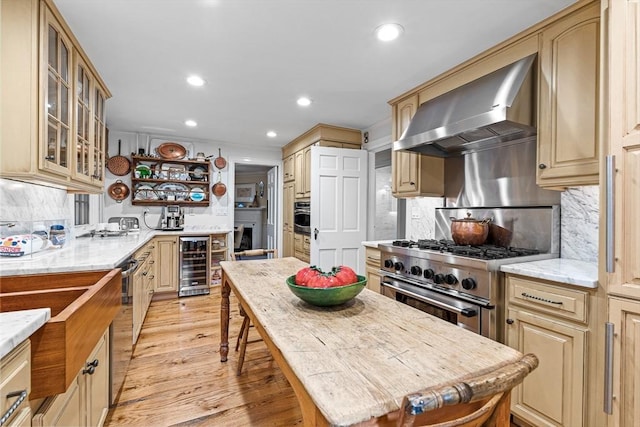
229, 248, 278, 375
391, 353, 539, 427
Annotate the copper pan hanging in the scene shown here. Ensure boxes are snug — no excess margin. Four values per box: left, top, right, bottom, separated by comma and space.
108, 180, 130, 203
212, 172, 227, 197
106, 139, 131, 176
214, 148, 226, 169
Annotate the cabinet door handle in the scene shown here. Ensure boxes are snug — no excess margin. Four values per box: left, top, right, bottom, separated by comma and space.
521, 292, 562, 305
604, 322, 614, 414
605, 155, 615, 273
538, 163, 547, 169
506, 318, 514, 324
314, 228, 319, 240
0, 390, 27, 426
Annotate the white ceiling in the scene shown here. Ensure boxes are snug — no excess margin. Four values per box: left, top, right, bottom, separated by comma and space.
53, 0, 576, 151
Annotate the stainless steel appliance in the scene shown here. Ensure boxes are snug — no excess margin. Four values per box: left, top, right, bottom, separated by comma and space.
293, 201, 310, 235
178, 236, 210, 297
379, 206, 559, 342
159, 205, 184, 230
109, 256, 140, 406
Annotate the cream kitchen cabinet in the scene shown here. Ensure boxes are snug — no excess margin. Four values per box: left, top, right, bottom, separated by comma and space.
153, 236, 177, 293
537, 2, 601, 188
0, 0, 110, 193
282, 181, 295, 258
294, 233, 310, 263
1, 340, 32, 427
210, 233, 228, 287
608, 297, 640, 427
33, 328, 109, 427
505, 275, 591, 427
364, 246, 381, 293
133, 241, 156, 343
602, 2, 640, 426
390, 95, 444, 198
283, 154, 295, 183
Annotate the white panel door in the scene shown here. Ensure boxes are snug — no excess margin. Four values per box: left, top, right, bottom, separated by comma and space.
310, 146, 368, 273
266, 166, 277, 250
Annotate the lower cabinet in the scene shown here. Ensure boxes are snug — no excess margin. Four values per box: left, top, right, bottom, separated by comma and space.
609, 297, 640, 427
294, 233, 310, 263
1, 340, 32, 427
33, 328, 109, 427
153, 236, 177, 293
133, 241, 156, 343
364, 246, 381, 293
505, 275, 590, 427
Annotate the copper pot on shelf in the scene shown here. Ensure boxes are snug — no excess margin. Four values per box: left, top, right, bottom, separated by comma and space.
450, 213, 491, 246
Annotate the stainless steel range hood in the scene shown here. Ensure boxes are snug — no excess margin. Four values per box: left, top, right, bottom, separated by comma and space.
394, 54, 537, 157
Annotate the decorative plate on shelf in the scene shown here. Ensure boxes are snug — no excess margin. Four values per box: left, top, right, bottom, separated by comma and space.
135, 164, 152, 179
134, 184, 158, 200
156, 182, 189, 201
189, 187, 206, 202
189, 165, 207, 181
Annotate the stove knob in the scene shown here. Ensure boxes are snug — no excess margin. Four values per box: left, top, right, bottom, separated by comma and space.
384, 259, 394, 269
410, 266, 422, 276
394, 261, 404, 271
434, 274, 445, 284
423, 268, 435, 279
461, 278, 477, 290
445, 274, 458, 285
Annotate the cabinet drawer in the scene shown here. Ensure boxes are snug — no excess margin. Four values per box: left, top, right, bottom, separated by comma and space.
303, 236, 310, 253
365, 247, 381, 267
1, 341, 31, 427
507, 276, 588, 323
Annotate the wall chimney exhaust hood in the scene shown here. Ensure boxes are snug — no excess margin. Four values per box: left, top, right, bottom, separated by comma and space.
394, 54, 537, 157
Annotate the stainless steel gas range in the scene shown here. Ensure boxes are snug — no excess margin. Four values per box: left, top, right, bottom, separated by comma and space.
379, 206, 559, 342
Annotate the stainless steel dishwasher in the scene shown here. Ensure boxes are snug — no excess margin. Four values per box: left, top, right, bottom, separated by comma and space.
109, 256, 139, 406
178, 236, 210, 297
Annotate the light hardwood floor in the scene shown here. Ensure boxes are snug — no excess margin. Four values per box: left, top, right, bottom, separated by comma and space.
105, 291, 303, 426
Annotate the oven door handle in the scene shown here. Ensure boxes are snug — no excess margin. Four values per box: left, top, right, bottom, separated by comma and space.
381, 280, 478, 318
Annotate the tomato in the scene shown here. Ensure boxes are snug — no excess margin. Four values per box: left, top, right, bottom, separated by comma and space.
332, 265, 358, 286
307, 273, 332, 288
295, 266, 321, 286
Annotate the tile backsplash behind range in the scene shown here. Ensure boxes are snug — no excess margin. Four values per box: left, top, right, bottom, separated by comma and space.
407, 186, 599, 263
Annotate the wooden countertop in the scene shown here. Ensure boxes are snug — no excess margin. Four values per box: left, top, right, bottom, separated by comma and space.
220, 257, 527, 426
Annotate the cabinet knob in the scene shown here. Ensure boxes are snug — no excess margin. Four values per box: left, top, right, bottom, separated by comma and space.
410, 182, 415, 186
506, 318, 514, 325
538, 163, 547, 169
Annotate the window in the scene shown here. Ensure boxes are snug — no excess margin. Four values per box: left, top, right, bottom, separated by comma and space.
74, 194, 90, 225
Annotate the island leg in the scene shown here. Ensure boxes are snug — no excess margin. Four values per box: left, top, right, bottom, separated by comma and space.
220, 273, 230, 362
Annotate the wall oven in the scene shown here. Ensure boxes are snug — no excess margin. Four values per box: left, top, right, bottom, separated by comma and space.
293, 201, 310, 235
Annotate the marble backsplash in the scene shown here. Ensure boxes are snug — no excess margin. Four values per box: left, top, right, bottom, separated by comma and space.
408, 185, 599, 263
0, 179, 72, 223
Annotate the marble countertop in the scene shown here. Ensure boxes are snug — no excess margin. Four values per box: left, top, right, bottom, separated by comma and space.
0, 308, 50, 359
0, 226, 231, 277
362, 240, 394, 249
500, 258, 598, 289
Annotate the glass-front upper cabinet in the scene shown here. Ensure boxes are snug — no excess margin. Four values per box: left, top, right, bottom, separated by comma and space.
75, 58, 92, 183
41, 6, 73, 177
92, 88, 107, 184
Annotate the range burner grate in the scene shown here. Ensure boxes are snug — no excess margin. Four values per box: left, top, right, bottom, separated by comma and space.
396, 239, 542, 260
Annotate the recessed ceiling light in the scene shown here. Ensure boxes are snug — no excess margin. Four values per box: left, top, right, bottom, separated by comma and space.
186, 75, 205, 86
266, 131, 277, 138
297, 97, 312, 107
375, 23, 404, 42
185, 119, 197, 127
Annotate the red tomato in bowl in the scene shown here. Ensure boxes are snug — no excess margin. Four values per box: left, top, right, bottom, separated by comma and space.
332, 266, 358, 286
295, 266, 321, 286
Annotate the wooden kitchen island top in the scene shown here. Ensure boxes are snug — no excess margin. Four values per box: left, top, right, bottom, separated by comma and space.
220, 257, 535, 426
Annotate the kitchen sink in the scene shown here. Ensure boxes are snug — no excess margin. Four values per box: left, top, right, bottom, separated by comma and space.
0, 269, 121, 398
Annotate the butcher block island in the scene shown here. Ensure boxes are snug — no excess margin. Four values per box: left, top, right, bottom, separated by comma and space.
220, 257, 537, 426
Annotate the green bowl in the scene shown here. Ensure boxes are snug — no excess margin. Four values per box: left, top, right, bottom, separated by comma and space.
285, 275, 367, 307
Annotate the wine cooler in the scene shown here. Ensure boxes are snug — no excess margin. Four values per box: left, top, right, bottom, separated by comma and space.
178, 236, 210, 297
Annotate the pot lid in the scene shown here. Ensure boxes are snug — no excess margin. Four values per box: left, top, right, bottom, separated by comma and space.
450, 212, 490, 223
